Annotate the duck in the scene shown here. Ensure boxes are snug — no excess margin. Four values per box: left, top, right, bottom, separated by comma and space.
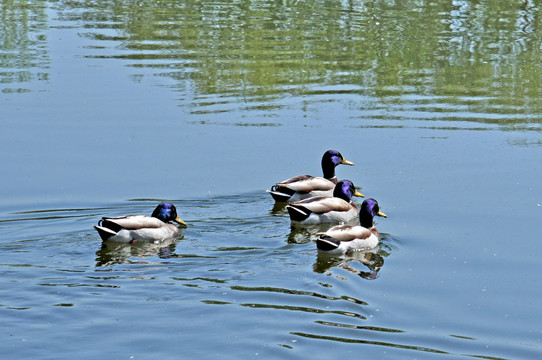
93, 202, 187, 243
286, 180, 364, 225
267, 150, 355, 203
315, 198, 387, 254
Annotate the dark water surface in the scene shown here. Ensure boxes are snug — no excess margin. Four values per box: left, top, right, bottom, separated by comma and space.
1, 1, 542, 359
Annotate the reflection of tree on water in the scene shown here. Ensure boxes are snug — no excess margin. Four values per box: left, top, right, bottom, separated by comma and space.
95, 236, 181, 266
0, 1, 49, 92
4, 1, 542, 117
57, 0, 542, 119
313, 240, 392, 280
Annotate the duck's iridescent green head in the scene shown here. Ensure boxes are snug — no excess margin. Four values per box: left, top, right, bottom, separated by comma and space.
333, 180, 365, 202
321, 150, 354, 179
359, 198, 387, 228
151, 202, 187, 226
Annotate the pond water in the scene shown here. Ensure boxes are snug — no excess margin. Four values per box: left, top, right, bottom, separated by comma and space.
1, 0, 542, 359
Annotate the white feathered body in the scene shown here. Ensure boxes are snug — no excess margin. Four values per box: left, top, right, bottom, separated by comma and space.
94, 215, 180, 243
316, 224, 380, 255
267, 175, 337, 203
286, 196, 359, 225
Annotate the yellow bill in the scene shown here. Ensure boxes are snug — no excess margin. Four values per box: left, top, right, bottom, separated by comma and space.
354, 190, 365, 198
175, 216, 188, 227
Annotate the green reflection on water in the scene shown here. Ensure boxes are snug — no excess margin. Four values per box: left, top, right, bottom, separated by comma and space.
3, 0, 542, 121
0, 0, 49, 93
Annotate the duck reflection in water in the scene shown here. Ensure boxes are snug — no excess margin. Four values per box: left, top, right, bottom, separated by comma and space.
286, 222, 345, 244
95, 236, 182, 267
313, 246, 387, 280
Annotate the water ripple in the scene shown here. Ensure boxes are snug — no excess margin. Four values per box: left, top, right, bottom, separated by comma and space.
231, 285, 368, 305
291, 331, 450, 355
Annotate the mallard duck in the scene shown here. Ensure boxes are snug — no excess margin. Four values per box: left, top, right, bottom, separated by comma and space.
286, 180, 364, 225
94, 202, 187, 243
315, 198, 387, 254
267, 150, 355, 202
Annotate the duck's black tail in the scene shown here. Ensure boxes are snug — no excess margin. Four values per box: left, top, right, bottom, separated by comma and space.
267, 185, 295, 202
286, 204, 310, 222
93, 224, 116, 241
316, 236, 340, 251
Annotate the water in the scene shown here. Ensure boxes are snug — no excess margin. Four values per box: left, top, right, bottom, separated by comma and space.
2, 0, 542, 358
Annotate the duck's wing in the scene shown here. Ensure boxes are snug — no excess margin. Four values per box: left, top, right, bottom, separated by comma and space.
101, 215, 165, 231
319, 224, 373, 242
293, 197, 353, 214
275, 175, 335, 193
